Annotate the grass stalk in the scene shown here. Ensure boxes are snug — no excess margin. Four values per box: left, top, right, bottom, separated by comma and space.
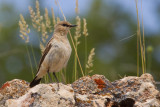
135, 0, 139, 76
56, 0, 66, 21
135, 0, 146, 76
63, 68, 67, 83
74, 43, 78, 80
25, 45, 34, 78
30, 44, 38, 70
141, 0, 146, 73
84, 36, 88, 75
44, 74, 49, 83
69, 32, 84, 77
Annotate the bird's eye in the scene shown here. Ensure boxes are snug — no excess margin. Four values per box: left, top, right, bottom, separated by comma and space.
62, 24, 68, 27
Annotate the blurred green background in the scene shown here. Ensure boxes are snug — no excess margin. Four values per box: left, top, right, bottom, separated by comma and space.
0, 0, 160, 88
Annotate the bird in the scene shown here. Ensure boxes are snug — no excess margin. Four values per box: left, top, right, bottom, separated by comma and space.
29, 21, 77, 88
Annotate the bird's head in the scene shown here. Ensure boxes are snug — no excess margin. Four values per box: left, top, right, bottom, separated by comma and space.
54, 21, 77, 36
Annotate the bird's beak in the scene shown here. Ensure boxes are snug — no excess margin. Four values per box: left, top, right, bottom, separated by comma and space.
69, 24, 77, 27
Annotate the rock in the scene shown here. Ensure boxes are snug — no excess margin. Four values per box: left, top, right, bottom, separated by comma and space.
5, 83, 75, 107
0, 79, 29, 106
111, 73, 160, 107
0, 73, 159, 107
72, 74, 114, 106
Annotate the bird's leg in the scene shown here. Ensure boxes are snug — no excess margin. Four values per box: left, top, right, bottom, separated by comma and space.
53, 72, 59, 83
47, 71, 53, 83
53, 72, 59, 90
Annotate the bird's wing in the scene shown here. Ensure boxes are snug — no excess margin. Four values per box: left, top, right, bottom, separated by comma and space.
38, 43, 52, 71
37, 37, 54, 71
30, 41, 52, 88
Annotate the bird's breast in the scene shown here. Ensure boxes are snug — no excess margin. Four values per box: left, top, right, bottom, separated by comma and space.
48, 39, 72, 72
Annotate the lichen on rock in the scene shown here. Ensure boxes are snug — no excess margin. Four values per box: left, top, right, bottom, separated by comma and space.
0, 79, 29, 106
0, 73, 159, 107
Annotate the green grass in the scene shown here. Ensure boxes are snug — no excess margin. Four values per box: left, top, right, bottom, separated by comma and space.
135, 0, 146, 76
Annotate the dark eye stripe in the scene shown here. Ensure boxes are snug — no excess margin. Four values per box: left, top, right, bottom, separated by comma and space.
62, 24, 69, 27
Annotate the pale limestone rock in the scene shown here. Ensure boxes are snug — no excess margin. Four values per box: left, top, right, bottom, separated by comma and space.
5, 83, 75, 107
0, 73, 159, 107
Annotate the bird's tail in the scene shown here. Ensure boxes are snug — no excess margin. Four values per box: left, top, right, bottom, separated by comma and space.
29, 76, 41, 88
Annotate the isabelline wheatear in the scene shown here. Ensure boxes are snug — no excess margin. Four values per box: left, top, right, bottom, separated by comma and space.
30, 21, 77, 88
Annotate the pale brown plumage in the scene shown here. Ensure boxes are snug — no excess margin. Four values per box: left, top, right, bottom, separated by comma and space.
30, 21, 76, 88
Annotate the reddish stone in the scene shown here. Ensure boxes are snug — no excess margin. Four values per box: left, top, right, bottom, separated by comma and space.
0, 82, 10, 90
94, 78, 106, 90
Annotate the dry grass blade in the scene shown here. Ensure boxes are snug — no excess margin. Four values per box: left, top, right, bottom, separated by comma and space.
69, 31, 84, 76
135, 0, 146, 76
19, 14, 30, 43
83, 18, 88, 37
86, 48, 95, 70
28, 6, 36, 28
40, 22, 48, 54
74, 16, 81, 80
141, 0, 146, 73
83, 18, 88, 74
28, 0, 43, 32
44, 8, 52, 32
135, 0, 140, 76
36, 0, 40, 18
75, 0, 79, 14
74, 16, 81, 45
40, 42, 45, 54
19, 14, 35, 78
51, 8, 56, 26
19, 13, 38, 75
56, 17, 60, 23
41, 22, 48, 43
55, 0, 66, 21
